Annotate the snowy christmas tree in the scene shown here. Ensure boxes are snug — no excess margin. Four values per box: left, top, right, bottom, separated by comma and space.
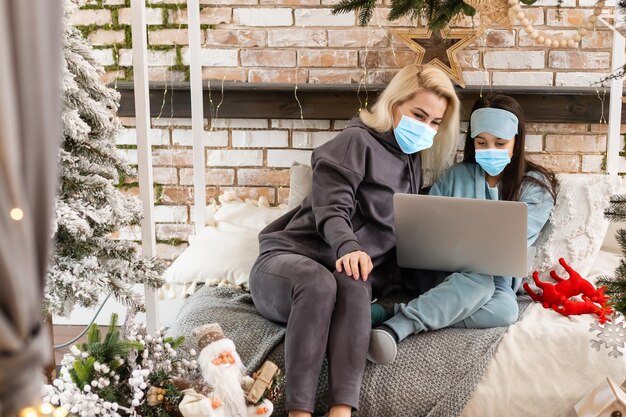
45, 2, 164, 316
599, 195, 626, 316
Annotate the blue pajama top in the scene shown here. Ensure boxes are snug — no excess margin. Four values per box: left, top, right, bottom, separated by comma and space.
428, 162, 554, 291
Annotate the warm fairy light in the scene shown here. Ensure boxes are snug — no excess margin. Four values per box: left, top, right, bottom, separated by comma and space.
52, 407, 69, 417
18, 404, 67, 417
10, 207, 23, 221
18, 407, 38, 417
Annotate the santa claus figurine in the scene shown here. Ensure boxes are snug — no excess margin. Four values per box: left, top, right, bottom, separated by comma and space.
191, 323, 273, 417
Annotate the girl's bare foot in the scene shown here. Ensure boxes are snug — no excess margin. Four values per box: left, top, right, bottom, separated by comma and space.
289, 411, 312, 417
328, 404, 352, 417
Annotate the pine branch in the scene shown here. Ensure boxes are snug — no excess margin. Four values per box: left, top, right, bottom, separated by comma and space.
605, 194, 626, 221
331, 0, 372, 15
597, 273, 626, 316
357, 2, 377, 26
388, 0, 424, 22
164, 335, 185, 350
618, 229, 626, 257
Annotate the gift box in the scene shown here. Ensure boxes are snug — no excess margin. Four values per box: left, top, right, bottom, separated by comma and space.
246, 361, 279, 404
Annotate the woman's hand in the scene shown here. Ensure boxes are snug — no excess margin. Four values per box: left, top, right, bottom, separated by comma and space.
336, 250, 373, 281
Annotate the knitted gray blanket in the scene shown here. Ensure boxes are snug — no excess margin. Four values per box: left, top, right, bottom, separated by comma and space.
166, 286, 529, 417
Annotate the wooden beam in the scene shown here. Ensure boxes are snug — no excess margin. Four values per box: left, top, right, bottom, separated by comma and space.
115, 82, 618, 123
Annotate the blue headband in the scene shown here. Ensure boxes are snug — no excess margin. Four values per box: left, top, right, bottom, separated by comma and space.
470, 107, 519, 140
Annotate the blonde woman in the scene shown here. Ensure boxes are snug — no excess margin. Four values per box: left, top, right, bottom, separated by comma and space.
248, 65, 460, 417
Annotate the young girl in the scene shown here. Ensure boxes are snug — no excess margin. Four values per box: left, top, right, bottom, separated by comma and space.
368, 93, 558, 365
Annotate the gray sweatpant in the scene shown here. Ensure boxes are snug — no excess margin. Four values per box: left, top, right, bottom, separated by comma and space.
249, 251, 387, 413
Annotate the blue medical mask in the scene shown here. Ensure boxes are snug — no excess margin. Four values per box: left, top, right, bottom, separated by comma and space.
393, 115, 437, 154
475, 149, 511, 176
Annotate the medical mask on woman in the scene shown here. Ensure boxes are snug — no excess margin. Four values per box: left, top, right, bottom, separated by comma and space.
393, 115, 437, 154
475, 149, 511, 176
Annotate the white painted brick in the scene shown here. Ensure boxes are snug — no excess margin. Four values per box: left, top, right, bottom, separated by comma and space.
117, 128, 170, 146
153, 205, 188, 223
180, 48, 238, 66
549, 51, 610, 70
232, 130, 288, 147
518, 30, 578, 47
210, 118, 268, 129
463, 71, 489, 86
474, 29, 515, 47
69, 9, 112, 26
171, 129, 229, 147
267, 150, 312, 167
579, 0, 615, 5
116, 128, 137, 146
88, 30, 125, 46
118, 7, 164, 25
295, 8, 354, 26
333, 120, 349, 130
115, 225, 142, 241
484, 51, 545, 69
119, 49, 177, 67
271, 119, 331, 129
233, 8, 293, 26
91, 49, 115, 67
293, 131, 335, 148
582, 154, 605, 173
156, 223, 195, 241
525, 134, 543, 152
492, 72, 553, 86
153, 167, 178, 185
532, 0, 575, 5
156, 243, 188, 260
268, 29, 327, 47
206, 150, 263, 166
457, 50, 479, 69
555, 72, 608, 87
119, 149, 137, 165
152, 118, 194, 127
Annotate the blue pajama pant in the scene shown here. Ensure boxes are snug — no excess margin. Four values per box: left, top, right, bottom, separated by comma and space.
385, 271, 520, 341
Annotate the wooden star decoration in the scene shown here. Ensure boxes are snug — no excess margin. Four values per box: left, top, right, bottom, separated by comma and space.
393, 28, 479, 88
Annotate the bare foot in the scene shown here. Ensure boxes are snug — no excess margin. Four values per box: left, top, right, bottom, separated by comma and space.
328, 404, 352, 417
289, 411, 312, 417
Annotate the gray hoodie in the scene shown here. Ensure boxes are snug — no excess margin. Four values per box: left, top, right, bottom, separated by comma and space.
259, 116, 422, 270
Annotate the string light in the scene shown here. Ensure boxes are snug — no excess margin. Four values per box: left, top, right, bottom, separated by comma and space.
17, 404, 67, 417
509, 0, 605, 47
10, 207, 23, 221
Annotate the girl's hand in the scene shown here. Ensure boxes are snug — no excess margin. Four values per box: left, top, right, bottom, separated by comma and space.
336, 250, 373, 281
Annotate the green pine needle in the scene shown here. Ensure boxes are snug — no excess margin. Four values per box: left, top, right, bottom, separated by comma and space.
332, 0, 466, 28
164, 335, 185, 350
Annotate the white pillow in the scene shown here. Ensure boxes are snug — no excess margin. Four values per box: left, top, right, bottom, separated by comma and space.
164, 202, 288, 294
213, 202, 288, 230
529, 174, 620, 282
287, 162, 312, 210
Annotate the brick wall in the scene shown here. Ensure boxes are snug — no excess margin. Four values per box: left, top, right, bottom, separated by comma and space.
71, 1, 620, 260
73, 0, 616, 86
114, 116, 618, 260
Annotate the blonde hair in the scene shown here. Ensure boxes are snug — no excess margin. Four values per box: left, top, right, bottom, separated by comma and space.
359, 64, 460, 182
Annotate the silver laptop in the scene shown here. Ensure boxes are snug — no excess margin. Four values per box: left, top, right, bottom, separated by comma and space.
394, 193, 528, 277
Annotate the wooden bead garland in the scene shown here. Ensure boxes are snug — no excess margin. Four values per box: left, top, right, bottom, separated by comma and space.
508, 0, 605, 47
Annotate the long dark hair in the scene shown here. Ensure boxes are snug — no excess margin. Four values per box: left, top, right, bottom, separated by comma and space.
463, 94, 558, 202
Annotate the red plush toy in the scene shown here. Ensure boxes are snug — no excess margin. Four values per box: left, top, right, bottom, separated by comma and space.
523, 271, 566, 310
553, 296, 613, 324
550, 258, 609, 304
524, 257, 612, 323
